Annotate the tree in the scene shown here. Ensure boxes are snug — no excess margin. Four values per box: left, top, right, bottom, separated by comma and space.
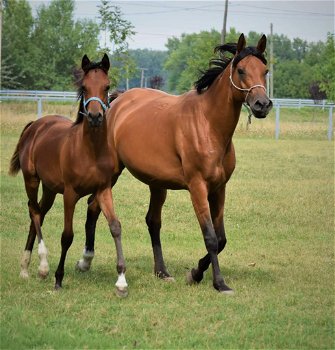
29, 0, 99, 90
318, 34, 335, 101
1, 0, 33, 88
98, 0, 135, 88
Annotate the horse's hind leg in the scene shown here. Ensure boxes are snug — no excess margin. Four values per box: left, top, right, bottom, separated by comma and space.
76, 195, 101, 272
21, 178, 52, 279
146, 186, 173, 281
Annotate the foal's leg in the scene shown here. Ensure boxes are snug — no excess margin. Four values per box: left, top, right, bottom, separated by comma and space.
76, 195, 101, 272
188, 180, 232, 293
96, 188, 128, 297
145, 186, 173, 280
55, 188, 79, 289
21, 178, 53, 279
187, 187, 230, 290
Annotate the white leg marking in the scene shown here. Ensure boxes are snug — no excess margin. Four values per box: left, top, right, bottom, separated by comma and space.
115, 272, 128, 289
20, 250, 32, 279
76, 249, 94, 272
38, 240, 49, 278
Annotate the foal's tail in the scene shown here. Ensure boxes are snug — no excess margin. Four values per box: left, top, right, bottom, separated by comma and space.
8, 121, 34, 176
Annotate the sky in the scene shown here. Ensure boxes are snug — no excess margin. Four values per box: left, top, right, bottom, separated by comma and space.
29, 0, 335, 51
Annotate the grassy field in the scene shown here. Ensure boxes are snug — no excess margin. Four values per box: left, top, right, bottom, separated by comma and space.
0, 102, 334, 349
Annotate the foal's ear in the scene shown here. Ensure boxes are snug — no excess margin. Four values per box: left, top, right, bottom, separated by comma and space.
257, 34, 267, 53
101, 53, 110, 72
82, 54, 91, 72
236, 33, 246, 53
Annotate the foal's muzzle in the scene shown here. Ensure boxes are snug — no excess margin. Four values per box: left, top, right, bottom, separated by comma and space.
87, 112, 104, 128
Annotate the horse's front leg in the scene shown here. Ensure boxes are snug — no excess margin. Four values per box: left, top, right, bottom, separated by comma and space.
76, 195, 101, 272
187, 187, 231, 291
188, 180, 233, 294
55, 188, 79, 289
96, 188, 127, 297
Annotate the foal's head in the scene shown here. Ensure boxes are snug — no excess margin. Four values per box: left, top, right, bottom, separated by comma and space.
76, 53, 110, 128
229, 34, 272, 118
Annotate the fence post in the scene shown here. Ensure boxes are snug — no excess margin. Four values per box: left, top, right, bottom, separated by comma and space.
275, 104, 280, 140
328, 106, 333, 141
37, 97, 42, 118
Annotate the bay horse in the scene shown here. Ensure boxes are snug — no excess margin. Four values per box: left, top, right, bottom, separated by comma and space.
79, 34, 272, 294
9, 54, 128, 296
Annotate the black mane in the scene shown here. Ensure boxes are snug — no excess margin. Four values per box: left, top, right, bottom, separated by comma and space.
73, 60, 108, 126
194, 43, 267, 94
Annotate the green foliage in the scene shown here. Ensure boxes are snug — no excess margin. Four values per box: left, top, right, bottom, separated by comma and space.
98, 0, 135, 88
319, 34, 335, 102
2, 0, 34, 88
164, 30, 222, 93
2, 0, 100, 90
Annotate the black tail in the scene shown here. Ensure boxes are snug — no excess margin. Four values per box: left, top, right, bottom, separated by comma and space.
8, 121, 34, 176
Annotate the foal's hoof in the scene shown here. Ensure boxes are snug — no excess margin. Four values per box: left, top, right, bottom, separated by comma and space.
54, 283, 62, 291
75, 260, 90, 272
215, 283, 234, 295
19, 270, 29, 279
38, 269, 49, 279
115, 287, 128, 298
163, 276, 175, 282
186, 271, 199, 285
220, 288, 235, 295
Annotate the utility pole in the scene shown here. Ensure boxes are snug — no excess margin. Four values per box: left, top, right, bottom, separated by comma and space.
221, 0, 229, 44
269, 23, 274, 99
139, 67, 148, 88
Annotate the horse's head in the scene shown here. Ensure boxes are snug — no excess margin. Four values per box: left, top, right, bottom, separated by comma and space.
79, 53, 110, 128
230, 34, 272, 118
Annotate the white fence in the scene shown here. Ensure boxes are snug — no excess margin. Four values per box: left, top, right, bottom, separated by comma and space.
1, 90, 334, 140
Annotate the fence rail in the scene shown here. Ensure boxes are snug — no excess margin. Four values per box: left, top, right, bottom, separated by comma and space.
1, 90, 334, 140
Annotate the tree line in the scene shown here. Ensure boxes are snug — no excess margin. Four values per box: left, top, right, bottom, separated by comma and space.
2, 0, 334, 101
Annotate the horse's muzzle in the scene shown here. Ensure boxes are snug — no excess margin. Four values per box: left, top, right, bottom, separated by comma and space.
87, 113, 104, 128
250, 97, 273, 119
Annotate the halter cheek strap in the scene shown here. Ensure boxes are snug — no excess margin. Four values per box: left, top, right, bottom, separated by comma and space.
229, 59, 266, 102
83, 96, 109, 113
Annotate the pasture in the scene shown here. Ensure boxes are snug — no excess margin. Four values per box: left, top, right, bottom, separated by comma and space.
1, 101, 334, 349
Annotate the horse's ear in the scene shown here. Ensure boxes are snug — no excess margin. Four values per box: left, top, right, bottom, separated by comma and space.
101, 53, 110, 72
236, 33, 246, 53
82, 54, 91, 72
257, 34, 267, 53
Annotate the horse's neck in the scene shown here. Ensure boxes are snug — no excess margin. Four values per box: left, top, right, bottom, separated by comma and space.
201, 69, 242, 143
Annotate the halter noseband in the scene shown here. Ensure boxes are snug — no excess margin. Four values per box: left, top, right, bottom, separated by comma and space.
229, 58, 266, 102
83, 96, 109, 114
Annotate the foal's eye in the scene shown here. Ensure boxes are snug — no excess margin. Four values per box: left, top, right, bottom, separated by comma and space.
237, 68, 245, 75
264, 69, 269, 76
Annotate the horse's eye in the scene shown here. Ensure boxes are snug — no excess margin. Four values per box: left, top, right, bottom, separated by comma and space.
237, 68, 245, 75
264, 70, 269, 76
105, 86, 110, 92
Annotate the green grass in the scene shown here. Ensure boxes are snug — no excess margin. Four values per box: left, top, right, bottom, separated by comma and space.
0, 103, 334, 349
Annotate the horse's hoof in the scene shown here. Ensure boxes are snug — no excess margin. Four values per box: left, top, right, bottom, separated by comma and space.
38, 269, 49, 279
219, 289, 235, 295
115, 287, 128, 298
19, 270, 29, 279
75, 260, 90, 272
54, 283, 62, 291
186, 271, 196, 285
163, 276, 175, 282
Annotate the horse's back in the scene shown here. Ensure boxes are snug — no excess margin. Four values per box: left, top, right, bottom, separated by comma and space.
18, 115, 72, 188
109, 88, 206, 188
